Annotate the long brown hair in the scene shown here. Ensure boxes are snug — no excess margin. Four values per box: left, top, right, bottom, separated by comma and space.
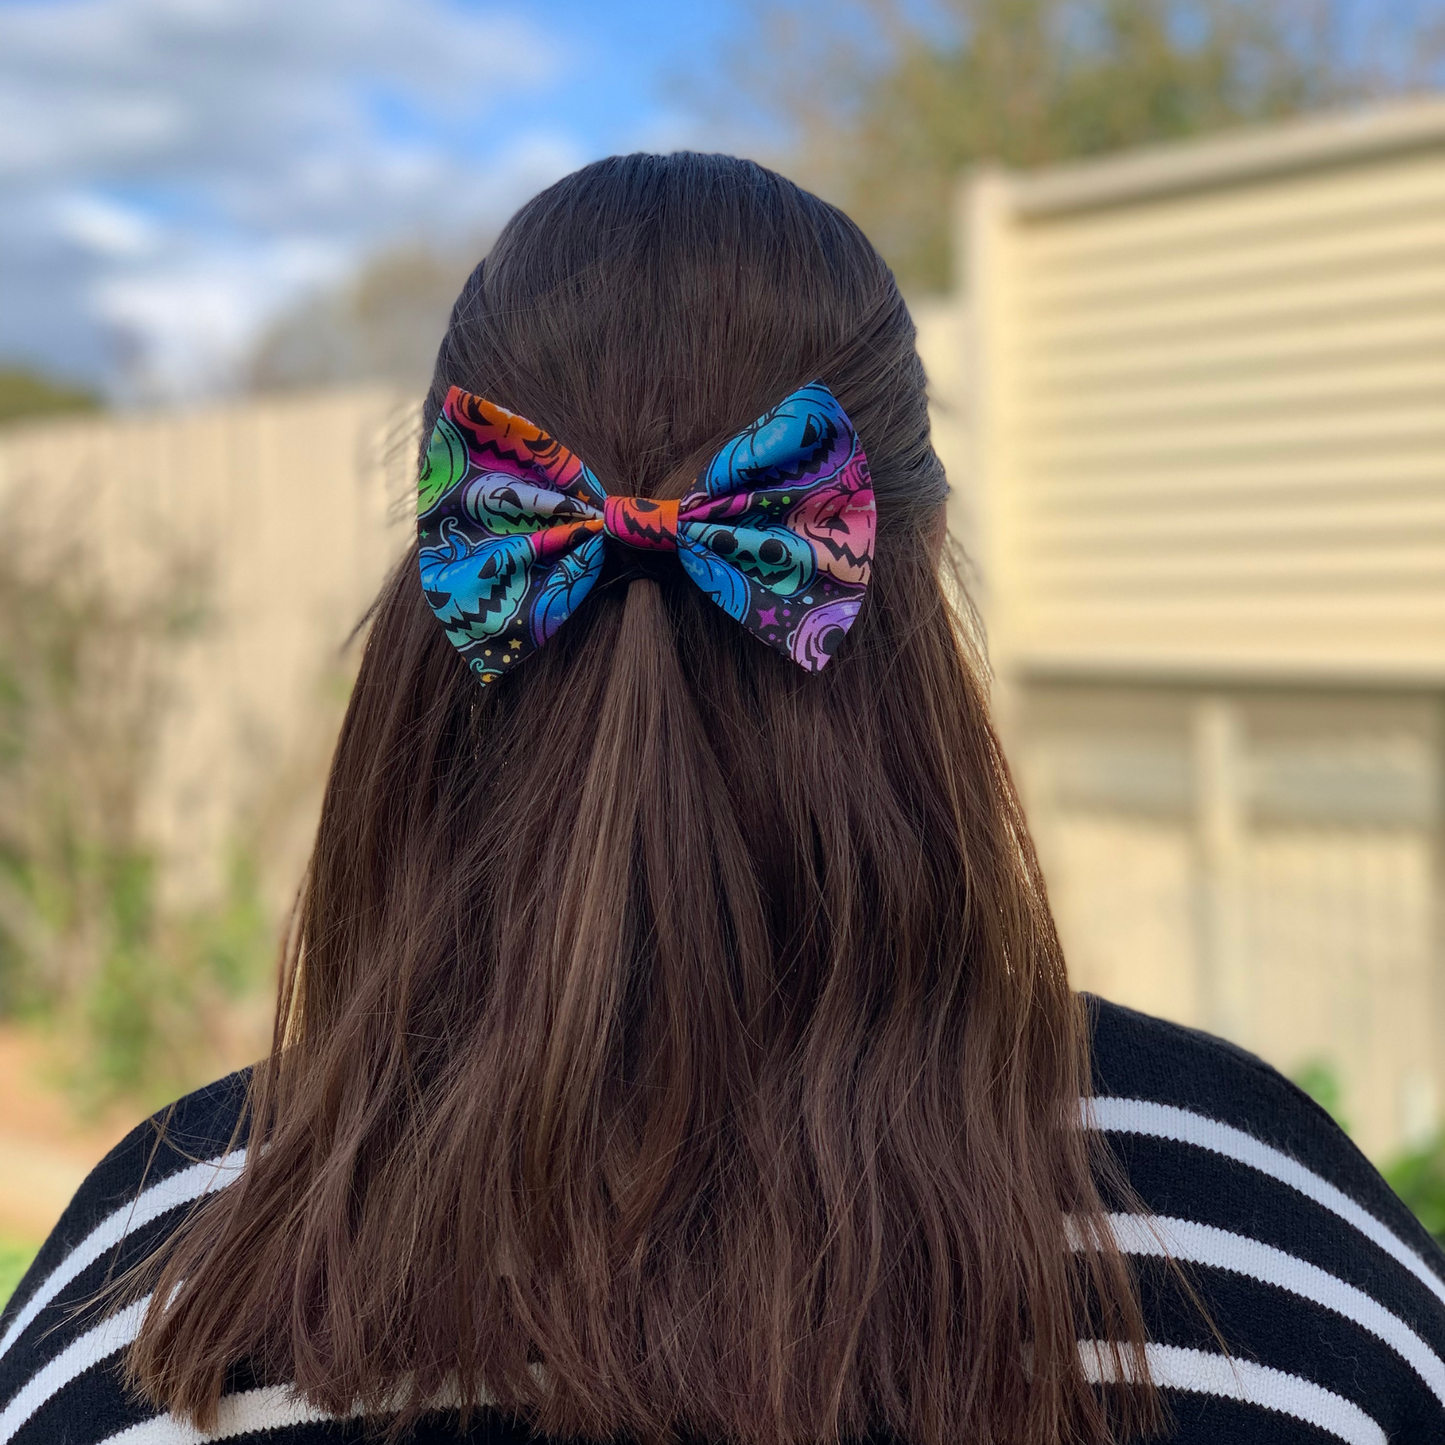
128, 152, 1155, 1443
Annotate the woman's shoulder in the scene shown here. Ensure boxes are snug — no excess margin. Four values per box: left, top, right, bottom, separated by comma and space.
1085, 992, 1436, 1240
1085, 994, 1445, 1441
13, 1066, 252, 1305
0, 1068, 251, 1440
1089, 989, 1348, 1132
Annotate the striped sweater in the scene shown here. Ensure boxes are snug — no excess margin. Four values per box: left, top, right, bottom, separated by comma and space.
3, 997, 1444, 1444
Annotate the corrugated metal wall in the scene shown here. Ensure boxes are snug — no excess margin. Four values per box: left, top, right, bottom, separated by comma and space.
1014, 684, 1440, 1154
983, 144, 1445, 682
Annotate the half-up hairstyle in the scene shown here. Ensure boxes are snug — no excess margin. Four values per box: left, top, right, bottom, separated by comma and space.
127, 152, 1157, 1445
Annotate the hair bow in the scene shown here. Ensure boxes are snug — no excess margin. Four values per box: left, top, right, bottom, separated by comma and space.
417, 382, 875, 684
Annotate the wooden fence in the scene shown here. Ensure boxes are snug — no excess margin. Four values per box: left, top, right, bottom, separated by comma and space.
0, 387, 414, 909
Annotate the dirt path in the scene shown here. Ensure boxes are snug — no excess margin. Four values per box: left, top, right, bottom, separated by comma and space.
0, 1028, 166, 1243
0, 994, 273, 1246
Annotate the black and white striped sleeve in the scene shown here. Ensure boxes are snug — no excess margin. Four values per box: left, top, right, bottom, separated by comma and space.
0, 1072, 535, 1445
7, 1015, 1443, 1444
1086, 996, 1445, 1444
0, 1072, 250, 1445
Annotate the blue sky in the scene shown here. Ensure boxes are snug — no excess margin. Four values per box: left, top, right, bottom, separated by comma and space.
0, 0, 765, 398
6, 0, 1432, 399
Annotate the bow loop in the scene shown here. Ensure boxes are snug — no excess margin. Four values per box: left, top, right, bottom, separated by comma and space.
418, 383, 874, 683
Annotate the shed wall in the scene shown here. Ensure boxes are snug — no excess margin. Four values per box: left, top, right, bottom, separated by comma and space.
981, 146, 1445, 683
957, 111, 1445, 1157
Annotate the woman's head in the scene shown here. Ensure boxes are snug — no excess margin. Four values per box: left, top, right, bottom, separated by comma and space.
129, 153, 1153, 1445
424, 150, 943, 538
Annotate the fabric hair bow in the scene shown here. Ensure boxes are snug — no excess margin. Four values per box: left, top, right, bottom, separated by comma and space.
417, 382, 875, 684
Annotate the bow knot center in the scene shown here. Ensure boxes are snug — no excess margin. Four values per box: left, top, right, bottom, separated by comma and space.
603, 495, 679, 553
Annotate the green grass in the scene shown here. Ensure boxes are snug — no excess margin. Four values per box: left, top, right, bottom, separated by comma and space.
0, 1237, 39, 1310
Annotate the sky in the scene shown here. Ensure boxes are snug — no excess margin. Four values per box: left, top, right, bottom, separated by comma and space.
0, 0, 757, 399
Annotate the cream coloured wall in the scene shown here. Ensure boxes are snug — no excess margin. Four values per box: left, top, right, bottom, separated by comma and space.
935, 100, 1445, 1158
968, 104, 1445, 686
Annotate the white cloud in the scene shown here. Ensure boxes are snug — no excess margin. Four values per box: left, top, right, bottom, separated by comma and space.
91, 235, 347, 394
0, 87, 182, 178
53, 192, 162, 257
0, 0, 552, 182
0, 0, 586, 397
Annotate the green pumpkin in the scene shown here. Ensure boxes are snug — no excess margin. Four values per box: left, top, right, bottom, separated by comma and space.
417, 413, 469, 517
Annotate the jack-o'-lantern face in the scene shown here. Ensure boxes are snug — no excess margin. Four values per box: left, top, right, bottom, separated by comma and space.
786, 471, 873, 585
682, 521, 816, 596
419, 528, 534, 646
700, 385, 851, 497
464, 474, 598, 535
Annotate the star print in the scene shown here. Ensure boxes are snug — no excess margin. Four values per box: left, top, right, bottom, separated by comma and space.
757, 606, 778, 628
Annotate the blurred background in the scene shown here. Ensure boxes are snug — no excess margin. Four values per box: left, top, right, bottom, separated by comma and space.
3, 0, 1445, 1300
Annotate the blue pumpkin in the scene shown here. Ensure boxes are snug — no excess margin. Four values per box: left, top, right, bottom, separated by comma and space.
419, 522, 534, 646
682, 521, 815, 597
